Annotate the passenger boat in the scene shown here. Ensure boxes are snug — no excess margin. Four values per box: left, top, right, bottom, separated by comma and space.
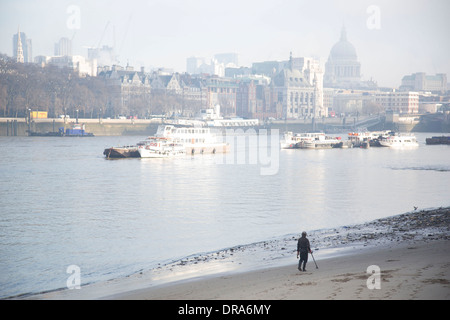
347, 131, 392, 148
379, 134, 419, 148
138, 137, 185, 158
104, 125, 230, 159
299, 134, 342, 149
280, 132, 312, 149
156, 125, 230, 154
281, 132, 344, 149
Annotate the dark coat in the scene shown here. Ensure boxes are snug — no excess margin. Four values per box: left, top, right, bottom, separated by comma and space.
297, 236, 311, 254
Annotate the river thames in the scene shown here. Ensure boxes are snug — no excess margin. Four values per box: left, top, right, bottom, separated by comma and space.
1, 131, 449, 298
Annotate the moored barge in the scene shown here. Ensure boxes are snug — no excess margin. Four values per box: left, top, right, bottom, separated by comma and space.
426, 136, 450, 145
103, 146, 140, 159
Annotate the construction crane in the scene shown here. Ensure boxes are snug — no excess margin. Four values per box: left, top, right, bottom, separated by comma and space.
82, 21, 111, 51
117, 14, 133, 63
97, 21, 111, 49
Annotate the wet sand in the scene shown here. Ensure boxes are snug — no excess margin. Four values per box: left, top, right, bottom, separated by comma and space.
108, 239, 449, 300
24, 207, 450, 300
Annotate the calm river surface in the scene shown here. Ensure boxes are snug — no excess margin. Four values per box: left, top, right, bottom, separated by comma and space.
1, 131, 449, 298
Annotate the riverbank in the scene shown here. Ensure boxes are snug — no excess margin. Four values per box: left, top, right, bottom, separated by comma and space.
1, 114, 449, 136
0, 118, 161, 136
22, 207, 449, 300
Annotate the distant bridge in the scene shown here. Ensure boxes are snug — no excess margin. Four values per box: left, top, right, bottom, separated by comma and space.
324, 115, 384, 132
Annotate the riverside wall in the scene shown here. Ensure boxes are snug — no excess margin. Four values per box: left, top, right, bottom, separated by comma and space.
0, 118, 161, 137
1, 114, 448, 137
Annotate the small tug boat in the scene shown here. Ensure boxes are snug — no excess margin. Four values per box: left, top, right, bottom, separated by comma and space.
28, 123, 94, 137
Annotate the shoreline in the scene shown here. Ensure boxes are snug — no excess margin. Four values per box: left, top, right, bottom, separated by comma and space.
20, 206, 449, 300
107, 239, 450, 300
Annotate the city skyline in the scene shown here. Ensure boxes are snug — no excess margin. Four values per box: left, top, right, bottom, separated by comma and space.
1, 0, 449, 88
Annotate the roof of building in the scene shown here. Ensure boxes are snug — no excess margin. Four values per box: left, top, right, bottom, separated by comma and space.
329, 26, 358, 61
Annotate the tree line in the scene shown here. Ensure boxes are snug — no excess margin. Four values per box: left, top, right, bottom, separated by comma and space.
0, 54, 114, 118
0, 54, 201, 119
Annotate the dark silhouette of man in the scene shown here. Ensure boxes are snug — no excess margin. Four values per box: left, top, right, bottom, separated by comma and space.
297, 231, 312, 272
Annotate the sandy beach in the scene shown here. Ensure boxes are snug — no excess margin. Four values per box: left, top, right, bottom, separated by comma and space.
23, 207, 450, 300
109, 240, 449, 300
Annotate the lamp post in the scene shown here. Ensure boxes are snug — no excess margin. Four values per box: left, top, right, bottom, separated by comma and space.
28, 108, 31, 134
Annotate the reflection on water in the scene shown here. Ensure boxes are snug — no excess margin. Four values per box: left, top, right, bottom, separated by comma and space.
0, 133, 449, 298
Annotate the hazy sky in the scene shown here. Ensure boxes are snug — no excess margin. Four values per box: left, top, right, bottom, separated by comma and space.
1, 0, 449, 87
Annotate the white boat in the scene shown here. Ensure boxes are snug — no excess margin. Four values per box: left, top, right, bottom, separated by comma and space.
281, 132, 342, 149
348, 130, 392, 148
300, 134, 342, 149
379, 134, 419, 148
138, 137, 186, 158
155, 125, 230, 154
280, 132, 312, 149
196, 105, 260, 128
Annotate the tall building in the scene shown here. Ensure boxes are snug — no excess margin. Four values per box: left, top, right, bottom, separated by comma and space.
15, 28, 24, 63
324, 26, 361, 88
54, 37, 73, 56
13, 29, 32, 63
214, 53, 238, 67
186, 57, 206, 75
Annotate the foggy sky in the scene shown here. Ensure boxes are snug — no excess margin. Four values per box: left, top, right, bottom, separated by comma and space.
1, 0, 449, 88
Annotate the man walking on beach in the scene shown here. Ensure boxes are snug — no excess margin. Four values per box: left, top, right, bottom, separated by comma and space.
297, 232, 312, 272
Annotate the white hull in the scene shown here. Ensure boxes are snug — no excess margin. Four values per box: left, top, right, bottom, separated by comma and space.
379, 135, 419, 148
137, 136, 186, 158
281, 132, 341, 149
156, 125, 230, 154
138, 148, 185, 158
139, 151, 186, 158
379, 142, 419, 148
184, 143, 230, 154
281, 142, 296, 149
299, 140, 340, 149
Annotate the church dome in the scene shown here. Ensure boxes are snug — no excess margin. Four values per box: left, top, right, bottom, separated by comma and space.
329, 27, 358, 61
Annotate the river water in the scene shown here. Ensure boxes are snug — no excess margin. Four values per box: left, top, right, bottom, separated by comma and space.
0, 131, 449, 298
